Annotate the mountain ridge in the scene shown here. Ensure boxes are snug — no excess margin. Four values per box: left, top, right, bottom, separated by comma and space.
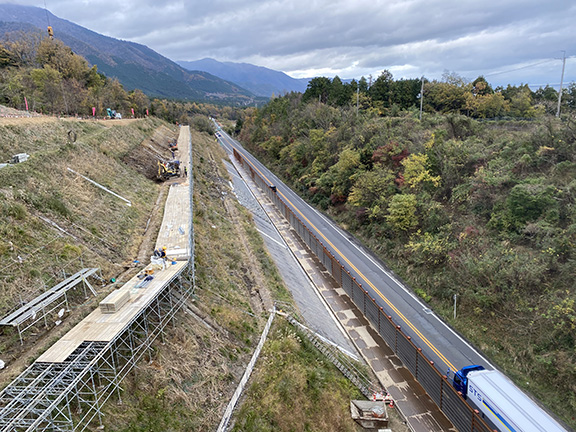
178, 58, 310, 97
0, 4, 259, 103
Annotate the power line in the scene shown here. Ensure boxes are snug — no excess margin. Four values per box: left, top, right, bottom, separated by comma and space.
43, 0, 50, 26
484, 59, 557, 77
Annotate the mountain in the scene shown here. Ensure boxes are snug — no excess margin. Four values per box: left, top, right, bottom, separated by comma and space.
0, 4, 259, 104
178, 58, 310, 97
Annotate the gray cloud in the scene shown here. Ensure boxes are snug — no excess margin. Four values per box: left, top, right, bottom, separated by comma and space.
5, 0, 575, 87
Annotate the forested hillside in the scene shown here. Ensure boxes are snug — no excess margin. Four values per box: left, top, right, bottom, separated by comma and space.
0, 4, 258, 103
0, 33, 245, 126
237, 81, 576, 427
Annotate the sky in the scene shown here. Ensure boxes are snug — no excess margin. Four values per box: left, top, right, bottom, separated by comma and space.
6, 0, 576, 89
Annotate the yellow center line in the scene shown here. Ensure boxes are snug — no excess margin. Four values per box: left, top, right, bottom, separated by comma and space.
226, 137, 457, 372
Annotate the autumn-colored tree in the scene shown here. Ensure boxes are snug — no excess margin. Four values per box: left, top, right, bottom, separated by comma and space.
348, 167, 397, 208
36, 38, 89, 81
0, 43, 18, 68
471, 76, 493, 96
1, 31, 42, 67
29, 65, 63, 112
386, 194, 419, 231
317, 147, 362, 202
128, 89, 150, 117
401, 153, 441, 190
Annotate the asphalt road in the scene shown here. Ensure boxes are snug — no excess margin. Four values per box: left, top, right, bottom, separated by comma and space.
214, 125, 494, 376
222, 158, 358, 355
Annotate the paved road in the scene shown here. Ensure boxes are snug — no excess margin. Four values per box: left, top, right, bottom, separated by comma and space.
222, 158, 358, 355
215, 127, 494, 376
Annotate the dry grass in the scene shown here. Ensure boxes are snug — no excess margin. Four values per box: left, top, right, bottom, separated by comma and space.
100, 128, 366, 431
0, 116, 177, 377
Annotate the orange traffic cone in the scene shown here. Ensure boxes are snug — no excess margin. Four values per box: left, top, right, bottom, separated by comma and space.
389, 399, 394, 409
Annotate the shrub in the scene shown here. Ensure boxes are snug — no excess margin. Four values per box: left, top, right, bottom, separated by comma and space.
386, 194, 418, 232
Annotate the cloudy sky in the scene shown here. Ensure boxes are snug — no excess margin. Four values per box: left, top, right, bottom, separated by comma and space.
8, 0, 576, 88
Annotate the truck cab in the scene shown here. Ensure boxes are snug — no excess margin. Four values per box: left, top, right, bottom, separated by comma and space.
452, 365, 485, 396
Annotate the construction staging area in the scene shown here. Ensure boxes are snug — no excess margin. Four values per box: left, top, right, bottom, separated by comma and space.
0, 126, 194, 432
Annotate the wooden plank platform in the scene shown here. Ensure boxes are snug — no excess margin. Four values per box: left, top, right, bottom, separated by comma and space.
155, 126, 191, 260
36, 126, 193, 364
37, 261, 187, 363
155, 184, 190, 260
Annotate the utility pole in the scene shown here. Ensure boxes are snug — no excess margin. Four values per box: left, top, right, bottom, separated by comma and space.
556, 51, 566, 117
356, 84, 359, 117
419, 76, 424, 120
453, 294, 458, 320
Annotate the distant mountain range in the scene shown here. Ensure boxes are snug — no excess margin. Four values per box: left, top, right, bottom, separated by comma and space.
177, 58, 310, 97
0, 4, 312, 103
0, 4, 261, 104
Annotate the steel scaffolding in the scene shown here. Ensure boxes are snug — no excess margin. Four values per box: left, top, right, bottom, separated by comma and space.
0, 264, 193, 432
0, 125, 196, 432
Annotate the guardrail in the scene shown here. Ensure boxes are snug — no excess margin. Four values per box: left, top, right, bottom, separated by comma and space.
232, 147, 495, 432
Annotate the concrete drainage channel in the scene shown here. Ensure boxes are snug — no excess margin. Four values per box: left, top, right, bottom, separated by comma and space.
221, 153, 408, 431
221, 142, 455, 432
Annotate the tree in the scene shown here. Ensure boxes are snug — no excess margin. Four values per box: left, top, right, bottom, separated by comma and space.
329, 75, 351, 106
390, 78, 421, 109
472, 76, 493, 96
369, 70, 394, 108
348, 167, 397, 220
0, 43, 18, 68
303, 77, 332, 104
101, 78, 129, 114
358, 76, 369, 92
565, 83, 576, 110
509, 85, 539, 118
425, 80, 471, 114
386, 194, 419, 231
29, 66, 63, 112
36, 38, 89, 81
401, 153, 441, 190
1, 31, 42, 67
128, 89, 150, 117
317, 147, 362, 202
467, 92, 510, 118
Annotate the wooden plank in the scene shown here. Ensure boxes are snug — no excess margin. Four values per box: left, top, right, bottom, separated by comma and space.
99, 289, 131, 314
37, 262, 187, 363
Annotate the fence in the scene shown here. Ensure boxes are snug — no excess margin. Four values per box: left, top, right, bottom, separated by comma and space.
233, 148, 496, 432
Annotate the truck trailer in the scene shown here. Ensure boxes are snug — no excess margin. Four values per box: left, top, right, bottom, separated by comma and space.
452, 365, 567, 432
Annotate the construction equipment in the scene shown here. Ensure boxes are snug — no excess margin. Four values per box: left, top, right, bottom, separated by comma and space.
106, 108, 122, 119
157, 160, 181, 181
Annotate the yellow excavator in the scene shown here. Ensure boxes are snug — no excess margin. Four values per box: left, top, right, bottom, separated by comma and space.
157, 160, 181, 181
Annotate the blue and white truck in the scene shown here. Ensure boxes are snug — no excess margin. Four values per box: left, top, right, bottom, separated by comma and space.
452, 365, 567, 432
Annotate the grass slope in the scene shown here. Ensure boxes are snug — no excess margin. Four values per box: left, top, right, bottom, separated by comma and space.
0, 115, 175, 372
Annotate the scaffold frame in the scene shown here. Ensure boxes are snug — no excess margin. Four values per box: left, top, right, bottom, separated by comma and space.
0, 125, 196, 432
0, 264, 193, 432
